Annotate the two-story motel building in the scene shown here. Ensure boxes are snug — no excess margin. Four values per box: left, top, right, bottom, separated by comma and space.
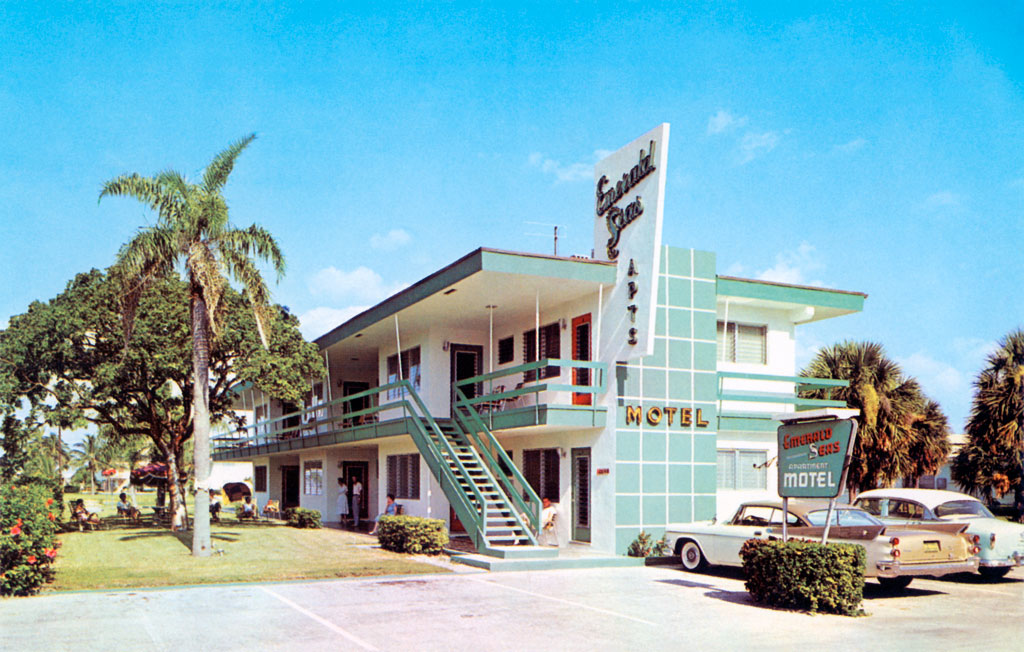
214, 124, 865, 560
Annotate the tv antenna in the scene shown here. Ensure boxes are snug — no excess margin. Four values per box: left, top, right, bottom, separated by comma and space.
525, 222, 562, 256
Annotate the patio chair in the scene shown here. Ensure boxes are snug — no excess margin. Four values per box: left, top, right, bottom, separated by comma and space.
262, 500, 281, 519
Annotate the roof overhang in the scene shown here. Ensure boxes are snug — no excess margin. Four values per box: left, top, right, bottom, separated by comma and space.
716, 276, 866, 324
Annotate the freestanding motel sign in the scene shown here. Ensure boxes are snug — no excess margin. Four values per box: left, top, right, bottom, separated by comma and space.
774, 409, 860, 543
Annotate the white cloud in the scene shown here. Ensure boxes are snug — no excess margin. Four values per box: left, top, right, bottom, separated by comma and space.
738, 131, 780, 164
707, 110, 748, 135
833, 138, 866, 153
756, 242, 825, 286
923, 191, 963, 209
528, 150, 607, 183
307, 266, 408, 303
370, 228, 411, 251
951, 337, 998, 371
297, 306, 369, 340
899, 352, 968, 398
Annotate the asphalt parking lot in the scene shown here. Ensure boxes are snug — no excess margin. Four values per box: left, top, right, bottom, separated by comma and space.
3, 564, 1022, 651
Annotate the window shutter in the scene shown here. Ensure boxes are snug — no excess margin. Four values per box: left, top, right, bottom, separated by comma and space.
736, 325, 766, 364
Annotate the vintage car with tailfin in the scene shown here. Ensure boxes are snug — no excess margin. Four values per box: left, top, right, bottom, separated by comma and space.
854, 488, 1024, 579
665, 499, 980, 590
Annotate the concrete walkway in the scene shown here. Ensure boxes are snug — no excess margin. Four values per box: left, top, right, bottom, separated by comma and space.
3, 566, 1022, 651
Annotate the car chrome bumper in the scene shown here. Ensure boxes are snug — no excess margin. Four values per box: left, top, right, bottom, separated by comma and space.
979, 552, 1024, 568
875, 557, 980, 578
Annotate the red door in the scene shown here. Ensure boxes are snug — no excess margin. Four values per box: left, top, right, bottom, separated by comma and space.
572, 314, 592, 406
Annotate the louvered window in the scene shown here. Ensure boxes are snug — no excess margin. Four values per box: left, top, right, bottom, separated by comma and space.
717, 322, 767, 364
523, 323, 561, 381
387, 453, 420, 499
523, 448, 560, 500
717, 449, 767, 490
254, 465, 267, 492
497, 336, 515, 364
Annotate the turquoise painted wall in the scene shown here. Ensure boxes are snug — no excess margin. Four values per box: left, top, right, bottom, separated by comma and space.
614, 245, 718, 553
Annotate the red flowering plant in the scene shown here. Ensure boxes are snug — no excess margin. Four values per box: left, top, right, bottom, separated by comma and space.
1, 483, 60, 596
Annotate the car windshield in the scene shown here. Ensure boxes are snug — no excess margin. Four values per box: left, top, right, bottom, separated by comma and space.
805, 508, 881, 527
934, 500, 993, 518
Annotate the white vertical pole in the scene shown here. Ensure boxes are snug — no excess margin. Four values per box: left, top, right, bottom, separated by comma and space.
535, 291, 540, 419
324, 351, 332, 402
595, 284, 603, 379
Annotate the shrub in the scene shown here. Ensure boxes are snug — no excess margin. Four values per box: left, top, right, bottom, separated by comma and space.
283, 507, 322, 529
376, 515, 449, 555
626, 530, 670, 557
1, 483, 61, 596
740, 538, 865, 616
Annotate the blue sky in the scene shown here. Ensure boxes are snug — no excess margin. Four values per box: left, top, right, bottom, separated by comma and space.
2, 2, 1022, 437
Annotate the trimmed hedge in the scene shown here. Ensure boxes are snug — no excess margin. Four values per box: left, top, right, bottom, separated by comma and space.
1, 482, 61, 596
740, 538, 865, 616
283, 507, 322, 529
375, 515, 449, 555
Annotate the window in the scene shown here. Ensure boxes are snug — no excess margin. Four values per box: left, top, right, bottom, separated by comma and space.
254, 465, 267, 492
523, 448, 560, 500
717, 321, 767, 364
523, 323, 561, 381
386, 346, 421, 399
387, 454, 420, 499
497, 336, 515, 364
917, 475, 947, 490
254, 403, 269, 436
303, 460, 323, 495
717, 449, 767, 490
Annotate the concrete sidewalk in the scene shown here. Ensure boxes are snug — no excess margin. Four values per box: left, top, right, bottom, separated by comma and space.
3, 565, 1022, 651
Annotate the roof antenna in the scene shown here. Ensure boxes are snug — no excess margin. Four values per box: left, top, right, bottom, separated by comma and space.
525, 222, 562, 256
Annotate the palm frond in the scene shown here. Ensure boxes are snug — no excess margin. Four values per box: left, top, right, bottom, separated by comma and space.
219, 224, 286, 280
219, 246, 273, 348
99, 174, 186, 224
202, 133, 256, 194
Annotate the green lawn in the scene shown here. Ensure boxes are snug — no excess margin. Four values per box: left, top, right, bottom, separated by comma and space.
49, 520, 450, 592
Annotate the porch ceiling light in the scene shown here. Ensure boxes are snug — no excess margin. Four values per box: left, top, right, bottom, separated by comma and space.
444, 288, 457, 295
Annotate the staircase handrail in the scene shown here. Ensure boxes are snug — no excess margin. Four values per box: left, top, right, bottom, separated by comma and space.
452, 385, 540, 535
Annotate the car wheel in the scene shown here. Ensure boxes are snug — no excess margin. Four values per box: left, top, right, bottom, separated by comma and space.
877, 576, 913, 591
978, 566, 1011, 580
679, 540, 707, 572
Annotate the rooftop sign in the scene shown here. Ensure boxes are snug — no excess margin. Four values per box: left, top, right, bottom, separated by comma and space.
777, 417, 858, 499
594, 123, 669, 361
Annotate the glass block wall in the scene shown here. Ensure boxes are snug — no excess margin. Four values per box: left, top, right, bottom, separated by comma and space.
614, 245, 718, 552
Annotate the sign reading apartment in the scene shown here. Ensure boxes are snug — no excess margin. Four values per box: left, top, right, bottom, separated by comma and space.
594, 123, 670, 361
777, 418, 857, 498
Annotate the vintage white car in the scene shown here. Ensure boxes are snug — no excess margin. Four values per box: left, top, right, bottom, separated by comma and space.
855, 488, 1024, 579
665, 499, 979, 589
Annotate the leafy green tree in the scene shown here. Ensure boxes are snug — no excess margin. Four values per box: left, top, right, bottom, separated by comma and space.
952, 330, 1024, 500
800, 341, 950, 497
71, 433, 109, 494
0, 415, 36, 483
0, 269, 320, 531
99, 134, 286, 557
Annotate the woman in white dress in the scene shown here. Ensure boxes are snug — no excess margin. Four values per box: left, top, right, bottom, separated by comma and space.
336, 479, 350, 528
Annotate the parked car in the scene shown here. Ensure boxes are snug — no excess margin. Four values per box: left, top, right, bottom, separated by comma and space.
854, 488, 1024, 579
665, 499, 979, 589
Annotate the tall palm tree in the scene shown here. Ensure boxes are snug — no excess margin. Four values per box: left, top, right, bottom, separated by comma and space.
952, 330, 1024, 500
100, 134, 284, 557
45, 430, 72, 484
800, 341, 945, 497
71, 434, 109, 494
903, 399, 952, 487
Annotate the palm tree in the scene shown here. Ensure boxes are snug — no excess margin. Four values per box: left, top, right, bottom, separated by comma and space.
903, 399, 952, 487
45, 430, 72, 484
800, 341, 948, 497
100, 134, 284, 557
71, 434, 109, 494
952, 330, 1024, 501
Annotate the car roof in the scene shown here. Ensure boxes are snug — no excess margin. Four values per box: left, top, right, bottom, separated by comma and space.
854, 488, 981, 509
737, 499, 855, 518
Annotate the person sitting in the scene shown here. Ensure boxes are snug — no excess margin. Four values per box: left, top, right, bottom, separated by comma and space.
72, 499, 99, 531
116, 492, 141, 523
369, 494, 398, 535
210, 493, 222, 523
239, 495, 258, 520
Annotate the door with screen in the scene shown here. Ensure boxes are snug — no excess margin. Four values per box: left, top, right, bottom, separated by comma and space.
571, 447, 591, 542
571, 314, 592, 406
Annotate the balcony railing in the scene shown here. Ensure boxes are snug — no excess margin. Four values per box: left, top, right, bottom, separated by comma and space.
717, 371, 849, 428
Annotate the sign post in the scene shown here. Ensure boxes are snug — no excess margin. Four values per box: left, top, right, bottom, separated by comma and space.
774, 409, 859, 544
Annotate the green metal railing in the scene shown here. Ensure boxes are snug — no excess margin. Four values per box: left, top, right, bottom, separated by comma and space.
452, 358, 608, 534
716, 371, 850, 411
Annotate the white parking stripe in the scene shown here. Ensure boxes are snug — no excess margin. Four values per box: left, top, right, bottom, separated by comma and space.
261, 586, 379, 651
467, 577, 657, 626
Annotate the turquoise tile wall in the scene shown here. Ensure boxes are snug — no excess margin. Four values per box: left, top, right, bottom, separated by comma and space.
614, 245, 718, 553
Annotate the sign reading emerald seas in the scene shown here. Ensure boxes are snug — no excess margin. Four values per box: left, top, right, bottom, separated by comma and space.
776, 418, 858, 498
594, 124, 670, 362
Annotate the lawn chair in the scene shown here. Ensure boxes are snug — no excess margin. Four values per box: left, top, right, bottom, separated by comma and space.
262, 500, 281, 520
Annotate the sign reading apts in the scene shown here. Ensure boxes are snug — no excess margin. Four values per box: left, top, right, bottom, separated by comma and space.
594, 124, 670, 362
776, 418, 858, 499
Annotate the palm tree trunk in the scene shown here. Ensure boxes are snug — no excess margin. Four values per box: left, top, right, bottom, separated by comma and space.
191, 290, 212, 557
167, 448, 180, 528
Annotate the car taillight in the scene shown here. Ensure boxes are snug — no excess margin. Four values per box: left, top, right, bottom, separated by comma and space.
972, 534, 981, 544
989, 533, 996, 549
893, 549, 901, 558
972, 546, 981, 555
890, 537, 900, 546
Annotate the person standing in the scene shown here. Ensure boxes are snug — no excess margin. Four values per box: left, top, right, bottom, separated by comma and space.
336, 478, 350, 528
352, 478, 363, 529
539, 497, 558, 546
